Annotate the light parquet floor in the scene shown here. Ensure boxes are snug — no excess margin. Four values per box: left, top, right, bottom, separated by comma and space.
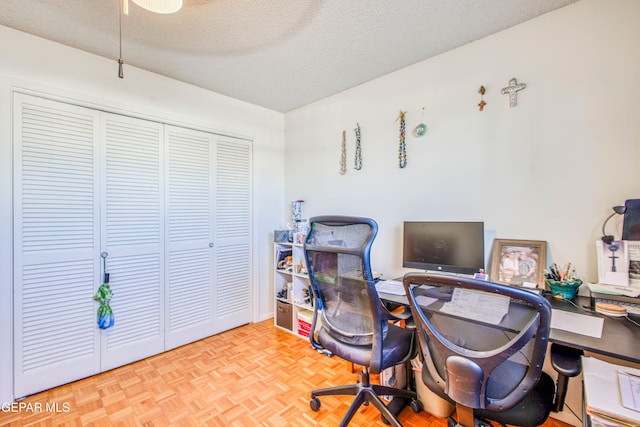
1, 320, 574, 427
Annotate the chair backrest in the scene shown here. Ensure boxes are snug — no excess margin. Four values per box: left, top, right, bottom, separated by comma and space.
304, 216, 380, 348
402, 273, 551, 412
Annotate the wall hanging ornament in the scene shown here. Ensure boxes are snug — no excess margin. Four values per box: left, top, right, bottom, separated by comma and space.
291, 200, 304, 230
478, 86, 487, 111
354, 123, 362, 170
94, 252, 114, 329
339, 130, 347, 175
397, 110, 407, 168
414, 107, 427, 137
501, 78, 526, 107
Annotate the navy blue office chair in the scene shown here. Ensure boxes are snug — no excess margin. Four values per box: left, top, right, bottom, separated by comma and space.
403, 273, 555, 427
304, 216, 419, 427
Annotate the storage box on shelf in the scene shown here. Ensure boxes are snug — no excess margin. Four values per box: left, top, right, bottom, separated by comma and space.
274, 242, 315, 337
297, 309, 314, 338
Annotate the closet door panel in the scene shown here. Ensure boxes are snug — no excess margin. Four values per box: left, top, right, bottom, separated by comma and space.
164, 126, 215, 350
13, 94, 101, 398
213, 137, 252, 333
100, 114, 164, 370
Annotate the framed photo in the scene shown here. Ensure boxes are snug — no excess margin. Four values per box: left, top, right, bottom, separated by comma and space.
490, 239, 547, 289
293, 232, 307, 245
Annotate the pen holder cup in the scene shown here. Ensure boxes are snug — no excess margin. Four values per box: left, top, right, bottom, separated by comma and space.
546, 279, 582, 299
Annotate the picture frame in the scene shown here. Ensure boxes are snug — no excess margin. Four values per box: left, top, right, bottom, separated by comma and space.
490, 239, 547, 289
293, 232, 307, 245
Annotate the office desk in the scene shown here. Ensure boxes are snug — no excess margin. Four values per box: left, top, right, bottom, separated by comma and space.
546, 295, 640, 364
379, 291, 640, 364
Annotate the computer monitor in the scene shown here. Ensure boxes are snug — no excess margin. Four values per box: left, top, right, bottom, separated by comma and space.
402, 221, 485, 276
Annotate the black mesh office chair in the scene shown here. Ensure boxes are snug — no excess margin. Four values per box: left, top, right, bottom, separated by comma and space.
304, 216, 419, 427
402, 272, 555, 427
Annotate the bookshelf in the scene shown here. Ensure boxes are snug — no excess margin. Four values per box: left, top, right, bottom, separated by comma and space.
274, 242, 314, 338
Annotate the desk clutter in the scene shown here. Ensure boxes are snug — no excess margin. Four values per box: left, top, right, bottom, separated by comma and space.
583, 356, 640, 427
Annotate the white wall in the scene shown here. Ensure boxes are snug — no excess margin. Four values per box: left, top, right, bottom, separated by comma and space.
0, 25, 285, 403
284, 0, 640, 284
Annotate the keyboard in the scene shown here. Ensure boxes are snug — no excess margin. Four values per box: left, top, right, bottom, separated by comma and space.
594, 297, 640, 315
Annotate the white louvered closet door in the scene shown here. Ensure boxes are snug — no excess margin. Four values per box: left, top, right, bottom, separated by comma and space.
164, 126, 215, 349
13, 94, 101, 398
13, 93, 253, 398
100, 113, 165, 371
214, 136, 252, 333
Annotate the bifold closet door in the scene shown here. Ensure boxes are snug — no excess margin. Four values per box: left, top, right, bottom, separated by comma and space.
100, 113, 165, 371
13, 94, 101, 398
13, 93, 253, 398
164, 126, 215, 350
213, 137, 252, 333
164, 130, 253, 342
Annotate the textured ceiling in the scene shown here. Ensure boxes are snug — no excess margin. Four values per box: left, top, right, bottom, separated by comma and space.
1, 0, 578, 112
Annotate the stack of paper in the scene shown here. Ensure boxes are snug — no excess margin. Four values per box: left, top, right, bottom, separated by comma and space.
589, 282, 640, 298
375, 280, 406, 296
583, 356, 640, 427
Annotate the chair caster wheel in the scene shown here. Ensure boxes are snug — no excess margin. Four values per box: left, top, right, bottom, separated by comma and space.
410, 399, 423, 413
310, 397, 321, 411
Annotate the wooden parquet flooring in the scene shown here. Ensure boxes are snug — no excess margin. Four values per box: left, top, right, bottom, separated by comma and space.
1, 320, 574, 427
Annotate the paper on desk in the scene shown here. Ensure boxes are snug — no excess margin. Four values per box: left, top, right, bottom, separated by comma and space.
550, 309, 604, 338
415, 295, 438, 307
583, 356, 640, 426
375, 280, 406, 296
589, 282, 640, 298
439, 288, 510, 325
628, 241, 640, 287
619, 371, 640, 413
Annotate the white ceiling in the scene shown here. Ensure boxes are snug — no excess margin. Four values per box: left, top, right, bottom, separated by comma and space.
1, 0, 578, 112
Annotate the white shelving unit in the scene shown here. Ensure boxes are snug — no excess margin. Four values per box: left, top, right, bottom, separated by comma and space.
274, 242, 314, 338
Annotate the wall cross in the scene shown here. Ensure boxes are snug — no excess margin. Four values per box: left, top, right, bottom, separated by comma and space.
501, 78, 526, 107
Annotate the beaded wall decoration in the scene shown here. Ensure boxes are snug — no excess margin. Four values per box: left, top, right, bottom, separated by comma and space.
339, 130, 347, 175
478, 86, 487, 111
354, 123, 362, 170
397, 110, 407, 168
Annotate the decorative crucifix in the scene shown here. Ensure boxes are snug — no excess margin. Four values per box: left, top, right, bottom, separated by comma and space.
609, 242, 620, 272
501, 78, 526, 107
